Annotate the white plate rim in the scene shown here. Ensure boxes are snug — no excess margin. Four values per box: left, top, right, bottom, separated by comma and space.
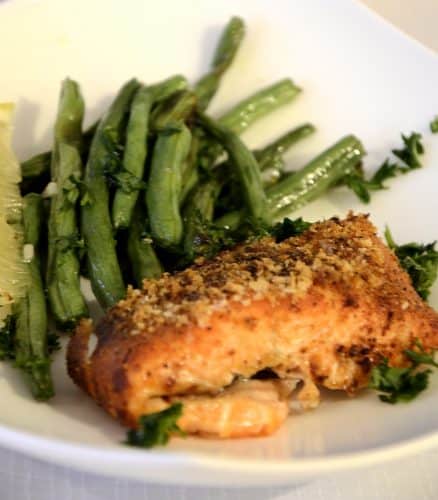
1, 417, 438, 484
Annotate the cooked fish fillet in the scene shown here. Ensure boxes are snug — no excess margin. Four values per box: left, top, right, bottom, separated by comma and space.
67, 214, 438, 438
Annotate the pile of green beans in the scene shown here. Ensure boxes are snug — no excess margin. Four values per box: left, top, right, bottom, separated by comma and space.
12, 16, 366, 400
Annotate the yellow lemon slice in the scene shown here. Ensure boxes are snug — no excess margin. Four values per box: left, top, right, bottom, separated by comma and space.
0, 103, 28, 326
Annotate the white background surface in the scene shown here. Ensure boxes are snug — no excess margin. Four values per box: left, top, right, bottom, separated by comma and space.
1, 0, 438, 498
1, 446, 438, 499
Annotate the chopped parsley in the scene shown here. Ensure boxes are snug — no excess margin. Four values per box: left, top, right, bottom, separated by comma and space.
392, 132, 424, 169
385, 228, 438, 300
184, 215, 311, 264
405, 340, 438, 368
270, 217, 311, 242
126, 403, 185, 448
430, 116, 438, 134
370, 341, 438, 404
62, 172, 82, 206
99, 127, 146, 194
55, 234, 85, 254
80, 189, 93, 207
181, 211, 238, 264
109, 170, 147, 194
343, 132, 424, 203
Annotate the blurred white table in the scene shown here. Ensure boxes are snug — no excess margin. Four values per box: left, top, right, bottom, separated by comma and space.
1, 446, 438, 500
1, 1, 438, 498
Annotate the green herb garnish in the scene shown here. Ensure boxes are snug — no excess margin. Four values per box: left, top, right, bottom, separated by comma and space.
270, 217, 311, 242
430, 116, 438, 133
126, 403, 185, 448
385, 227, 438, 300
62, 172, 82, 206
370, 341, 437, 404
109, 170, 147, 194
392, 132, 424, 169
343, 132, 424, 203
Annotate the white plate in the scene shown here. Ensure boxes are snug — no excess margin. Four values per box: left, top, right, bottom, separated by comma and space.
1, 0, 438, 487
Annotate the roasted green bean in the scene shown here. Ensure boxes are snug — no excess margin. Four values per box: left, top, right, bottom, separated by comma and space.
215, 135, 365, 230
146, 123, 191, 248
151, 90, 196, 131
47, 144, 88, 328
127, 203, 163, 286
15, 194, 54, 400
182, 177, 223, 259
219, 79, 301, 135
20, 121, 99, 195
197, 112, 270, 224
254, 123, 315, 171
46, 79, 88, 328
112, 85, 153, 230
150, 75, 188, 103
199, 79, 301, 168
82, 79, 140, 308
195, 16, 245, 110
268, 135, 365, 214
179, 130, 201, 206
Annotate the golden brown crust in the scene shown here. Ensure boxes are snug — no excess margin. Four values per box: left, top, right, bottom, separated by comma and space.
67, 214, 438, 434
66, 318, 94, 397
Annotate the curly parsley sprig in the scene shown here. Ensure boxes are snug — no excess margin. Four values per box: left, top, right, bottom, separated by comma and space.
385, 228, 438, 301
126, 403, 185, 448
370, 340, 438, 404
343, 132, 424, 203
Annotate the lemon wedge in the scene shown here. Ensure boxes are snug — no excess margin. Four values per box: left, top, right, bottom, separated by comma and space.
0, 103, 28, 326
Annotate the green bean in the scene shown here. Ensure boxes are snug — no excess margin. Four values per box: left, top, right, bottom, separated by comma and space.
152, 96, 200, 208
267, 135, 365, 213
195, 16, 245, 110
198, 79, 301, 168
197, 112, 270, 224
214, 209, 242, 231
20, 121, 99, 195
180, 166, 199, 206
219, 79, 301, 135
215, 135, 365, 230
151, 90, 197, 131
47, 78, 84, 178
47, 145, 88, 328
20, 152, 51, 195
46, 79, 88, 329
182, 177, 223, 259
81, 120, 99, 161
146, 123, 191, 248
112, 86, 153, 230
179, 130, 201, 206
15, 194, 54, 401
150, 75, 188, 103
255, 123, 316, 171
82, 79, 140, 308
127, 203, 163, 286
52, 82, 83, 162
216, 124, 314, 175
215, 123, 316, 208
213, 164, 282, 220
21, 152, 51, 181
